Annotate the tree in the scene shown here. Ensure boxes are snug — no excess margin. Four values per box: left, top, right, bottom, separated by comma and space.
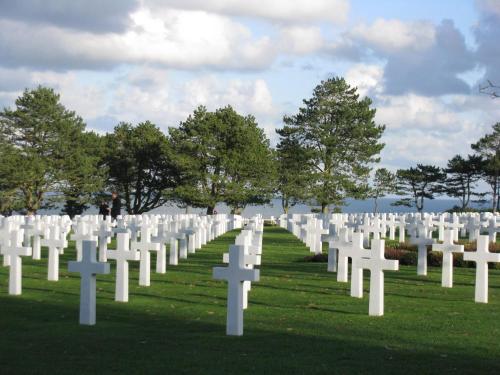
370, 168, 396, 213
103, 121, 179, 215
479, 80, 500, 98
278, 77, 385, 213
0, 142, 24, 215
275, 126, 312, 214
0, 86, 87, 214
394, 164, 445, 212
442, 154, 483, 210
169, 106, 275, 215
60, 131, 107, 217
472, 123, 500, 212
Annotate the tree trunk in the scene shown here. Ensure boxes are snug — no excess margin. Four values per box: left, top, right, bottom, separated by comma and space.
492, 176, 498, 213
374, 197, 378, 214
282, 197, 289, 214
321, 203, 329, 214
207, 206, 215, 215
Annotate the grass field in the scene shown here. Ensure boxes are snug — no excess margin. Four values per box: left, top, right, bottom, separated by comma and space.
1, 226, 499, 374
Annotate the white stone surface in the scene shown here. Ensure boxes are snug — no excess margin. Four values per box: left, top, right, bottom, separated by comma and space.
107, 232, 139, 302
432, 229, 464, 288
359, 239, 399, 316
213, 245, 260, 336
3, 230, 32, 295
68, 240, 110, 325
463, 235, 500, 303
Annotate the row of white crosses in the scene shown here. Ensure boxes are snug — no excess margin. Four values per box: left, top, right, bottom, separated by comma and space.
213, 216, 263, 336
0, 213, 242, 325
286, 216, 400, 316
67, 214, 243, 325
282, 212, 500, 311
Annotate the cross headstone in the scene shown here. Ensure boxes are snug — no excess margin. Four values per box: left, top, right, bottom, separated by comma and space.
349, 233, 372, 298
131, 226, 160, 286
432, 229, 464, 288
463, 235, 500, 303
321, 224, 339, 272
107, 232, 139, 302
151, 223, 170, 274
68, 240, 110, 325
359, 239, 399, 316
213, 245, 260, 336
94, 222, 112, 262
409, 228, 434, 276
3, 230, 32, 295
40, 225, 66, 281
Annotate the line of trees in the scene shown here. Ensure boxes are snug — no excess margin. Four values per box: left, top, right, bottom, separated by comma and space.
0, 79, 386, 216
1, 82, 497, 216
369, 123, 500, 213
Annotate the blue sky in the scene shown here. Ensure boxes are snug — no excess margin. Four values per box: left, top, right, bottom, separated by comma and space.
0, 0, 499, 171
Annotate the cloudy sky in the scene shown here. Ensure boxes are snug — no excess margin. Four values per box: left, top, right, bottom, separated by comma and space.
0, 0, 499, 171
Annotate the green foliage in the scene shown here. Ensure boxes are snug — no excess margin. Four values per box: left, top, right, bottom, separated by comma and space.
370, 168, 397, 213
394, 164, 445, 212
278, 77, 385, 213
58, 131, 108, 217
441, 154, 483, 210
103, 121, 178, 215
275, 126, 312, 213
472, 122, 500, 212
0, 86, 90, 214
169, 106, 275, 214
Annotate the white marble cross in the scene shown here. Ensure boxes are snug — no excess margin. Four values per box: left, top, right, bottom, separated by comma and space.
409, 229, 434, 276
321, 224, 338, 272
70, 222, 95, 261
358, 239, 399, 316
463, 235, 500, 303
68, 240, 110, 325
3, 230, 32, 295
131, 226, 160, 286
432, 229, 464, 288
169, 236, 180, 265
447, 215, 463, 242
486, 217, 499, 243
40, 225, 66, 281
349, 232, 372, 298
213, 245, 260, 336
335, 232, 359, 282
107, 232, 139, 302
151, 224, 170, 274
93, 222, 112, 262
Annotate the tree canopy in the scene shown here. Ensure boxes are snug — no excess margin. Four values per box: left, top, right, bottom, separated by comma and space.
0, 86, 94, 214
169, 106, 275, 214
103, 121, 179, 215
277, 77, 385, 213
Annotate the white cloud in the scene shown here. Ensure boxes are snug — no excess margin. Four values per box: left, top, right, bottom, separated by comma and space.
0, 8, 276, 71
108, 70, 277, 135
344, 63, 384, 97
350, 18, 436, 53
376, 94, 461, 131
476, 0, 500, 17
375, 93, 494, 168
279, 26, 324, 54
145, 0, 350, 24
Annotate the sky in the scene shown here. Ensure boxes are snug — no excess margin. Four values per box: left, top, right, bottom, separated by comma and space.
0, 0, 499, 171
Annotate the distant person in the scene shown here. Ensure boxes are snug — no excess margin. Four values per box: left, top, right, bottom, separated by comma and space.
98, 200, 110, 219
111, 191, 121, 220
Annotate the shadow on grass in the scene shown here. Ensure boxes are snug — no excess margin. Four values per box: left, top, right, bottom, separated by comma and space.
1, 296, 498, 375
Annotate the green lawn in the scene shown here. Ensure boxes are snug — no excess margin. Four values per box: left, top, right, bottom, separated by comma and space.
1, 226, 499, 374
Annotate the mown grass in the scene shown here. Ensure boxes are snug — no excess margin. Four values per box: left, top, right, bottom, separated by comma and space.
0, 226, 499, 374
